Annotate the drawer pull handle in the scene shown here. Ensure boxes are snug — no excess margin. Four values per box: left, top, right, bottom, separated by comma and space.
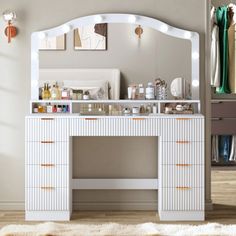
41, 118, 54, 121
41, 186, 54, 190
176, 186, 191, 190
132, 118, 145, 121
176, 118, 191, 121
85, 118, 98, 121
176, 141, 190, 144
41, 141, 54, 144
41, 164, 55, 167
176, 164, 191, 167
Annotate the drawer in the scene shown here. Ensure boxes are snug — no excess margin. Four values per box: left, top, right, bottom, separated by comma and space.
160, 187, 204, 211
161, 165, 204, 188
26, 142, 69, 165
160, 118, 204, 141
26, 165, 68, 188
26, 187, 69, 211
211, 118, 236, 135
25, 117, 69, 141
160, 141, 204, 165
70, 117, 159, 136
212, 101, 236, 118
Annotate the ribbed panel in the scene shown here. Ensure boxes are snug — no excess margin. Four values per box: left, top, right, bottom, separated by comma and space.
25, 118, 69, 141
160, 118, 204, 141
26, 165, 68, 188
161, 187, 204, 211
70, 118, 159, 136
160, 142, 204, 164
26, 142, 69, 165
26, 188, 69, 211
162, 165, 204, 187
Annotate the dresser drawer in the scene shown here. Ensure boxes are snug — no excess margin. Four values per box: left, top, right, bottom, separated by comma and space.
161, 165, 204, 188
211, 118, 236, 135
160, 118, 204, 141
212, 101, 236, 118
70, 117, 159, 136
25, 117, 69, 141
26, 165, 68, 188
160, 141, 204, 165
26, 142, 69, 165
160, 187, 204, 211
26, 188, 69, 211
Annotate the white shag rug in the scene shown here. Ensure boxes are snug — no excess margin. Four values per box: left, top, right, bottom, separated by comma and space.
0, 222, 236, 236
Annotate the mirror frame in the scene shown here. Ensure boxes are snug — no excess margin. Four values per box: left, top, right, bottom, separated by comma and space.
31, 13, 200, 100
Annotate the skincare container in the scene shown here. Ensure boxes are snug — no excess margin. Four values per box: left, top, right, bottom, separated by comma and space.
128, 87, 132, 99
46, 103, 53, 113
145, 82, 155, 100
152, 104, 157, 114
138, 84, 145, 100
132, 107, 140, 114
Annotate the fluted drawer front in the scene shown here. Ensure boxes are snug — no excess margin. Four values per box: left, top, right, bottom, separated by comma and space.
26, 188, 69, 211
25, 118, 69, 141
26, 165, 68, 188
70, 118, 159, 136
160, 142, 204, 165
161, 165, 204, 188
160, 118, 204, 141
26, 142, 69, 165
161, 187, 204, 211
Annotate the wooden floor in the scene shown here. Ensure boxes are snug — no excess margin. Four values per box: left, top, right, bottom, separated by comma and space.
0, 170, 236, 227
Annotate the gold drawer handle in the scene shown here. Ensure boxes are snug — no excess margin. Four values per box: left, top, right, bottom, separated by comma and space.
41, 118, 54, 121
176, 118, 191, 121
176, 141, 190, 144
176, 186, 191, 190
132, 118, 145, 121
41, 164, 55, 167
41, 186, 54, 190
176, 164, 191, 167
41, 141, 54, 144
85, 118, 98, 121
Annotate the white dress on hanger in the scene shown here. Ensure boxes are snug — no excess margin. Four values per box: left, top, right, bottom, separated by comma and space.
211, 6, 221, 88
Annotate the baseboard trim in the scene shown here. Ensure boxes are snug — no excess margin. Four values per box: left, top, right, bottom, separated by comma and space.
73, 201, 158, 211
0, 201, 25, 210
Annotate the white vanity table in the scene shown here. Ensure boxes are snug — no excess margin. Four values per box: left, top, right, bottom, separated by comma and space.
25, 14, 205, 221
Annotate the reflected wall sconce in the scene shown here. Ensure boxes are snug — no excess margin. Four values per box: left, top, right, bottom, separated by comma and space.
135, 25, 143, 39
2, 10, 17, 43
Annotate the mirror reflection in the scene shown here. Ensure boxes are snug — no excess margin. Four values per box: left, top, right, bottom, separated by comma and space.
39, 23, 191, 99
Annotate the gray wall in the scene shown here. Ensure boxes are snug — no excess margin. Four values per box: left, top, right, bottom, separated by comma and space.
0, 0, 210, 210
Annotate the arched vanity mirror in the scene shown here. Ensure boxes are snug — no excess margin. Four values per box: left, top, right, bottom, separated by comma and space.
31, 14, 200, 101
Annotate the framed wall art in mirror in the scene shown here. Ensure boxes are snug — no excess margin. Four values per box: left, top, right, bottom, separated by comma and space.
74, 23, 107, 50
39, 34, 66, 50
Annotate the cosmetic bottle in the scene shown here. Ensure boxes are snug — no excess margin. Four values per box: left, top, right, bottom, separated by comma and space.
42, 83, 51, 100
152, 104, 157, 114
145, 82, 155, 100
47, 103, 53, 113
51, 83, 61, 100
138, 84, 145, 100
52, 105, 57, 113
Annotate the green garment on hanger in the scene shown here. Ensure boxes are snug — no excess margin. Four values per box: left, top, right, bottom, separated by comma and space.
216, 6, 231, 93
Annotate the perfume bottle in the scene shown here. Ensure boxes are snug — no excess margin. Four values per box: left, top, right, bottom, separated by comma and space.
50, 82, 61, 100
42, 83, 51, 100
138, 84, 145, 100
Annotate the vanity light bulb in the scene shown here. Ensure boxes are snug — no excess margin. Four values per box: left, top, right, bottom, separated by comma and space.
31, 80, 38, 88
192, 52, 199, 60
184, 31, 192, 39
94, 15, 103, 23
160, 24, 169, 33
128, 15, 137, 24
31, 51, 39, 61
192, 80, 199, 87
62, 24, 71, 33
38, 32, 46, 39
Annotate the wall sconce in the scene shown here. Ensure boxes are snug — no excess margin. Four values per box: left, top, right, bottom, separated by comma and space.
2, 10, 17, 43
135, 25, 143, 39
